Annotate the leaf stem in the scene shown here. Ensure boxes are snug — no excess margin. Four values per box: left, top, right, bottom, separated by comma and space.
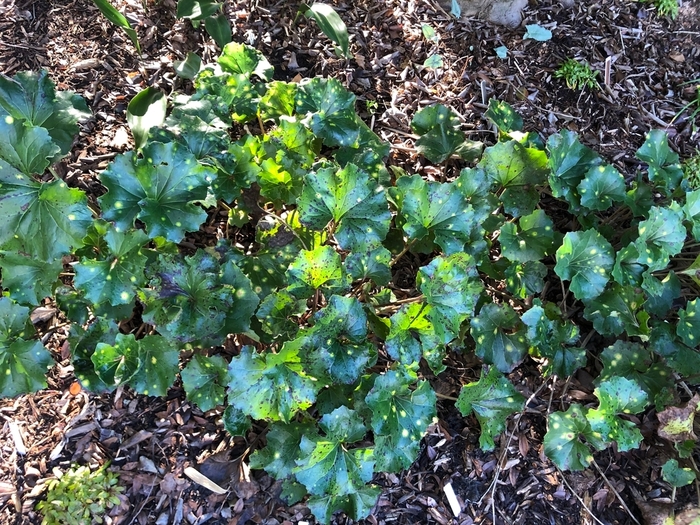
435, 392, 458, 401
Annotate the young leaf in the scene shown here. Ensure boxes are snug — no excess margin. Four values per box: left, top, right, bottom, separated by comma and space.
286, 245, 346, 299
0, 70, 90, 158
73, 227, 149, 307
92, 0, 141, 52
298, 163, 391, 251
205, 13, 232, 48
423, 54, 443, 69
68, 318, 119, 392
470, 303, 528, 373
585, 377, 647, 452
634, 205, 685, 271
365, 370, 437, 472
661, 459, 696, 488
302, 296, 377, 384
495, 45, 507, 59
499, 209, 558, 263
181, 354, 229, 412
174, 52, 202, 79
0, 159, 92, 261
410, 104, 466, 163
394, 175, 479, 255
577, 164, 627, 211
554, 229, 614, 301
218, 42, 274, 80
543, 404, 604, 471
385, 303, 438, 368
455, 367, 524, 451
99, 142, 214, 242
259, 81, 298, 121
636, 129, 683, 194
0, 298, 53, 397
478, 140, 548, 217
421, 24, 439, 42
678, 299, 700, 348
227, 344, 319, 422
417, 253, 483, 342
296, 78, 360, 147
126, 87, 167, 150
305, 3, 350, 58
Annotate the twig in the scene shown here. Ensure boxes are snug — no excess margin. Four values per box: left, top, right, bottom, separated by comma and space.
557, 466, 606, 525
592, 459, 641, 525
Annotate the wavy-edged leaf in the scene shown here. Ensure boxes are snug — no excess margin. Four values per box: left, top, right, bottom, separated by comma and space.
499, 209, 558, 263
636, 129, 683, 195
504, 260, 547, 299
227, 344, 319, 422
344, 246, 392, 286
365, 370, 436, 472
484, 99, 523, 134
181, 354, 229, 412
455, 367, 524, 450
296, 78, 360, 147
577, 164, 626, 211
0, 250, 62, 306
385, 303, 442, 369
583, 283, 648, 338
634, 205, 685, 272
678, 299, 700, 348
256, 290, 305, 340
0, 111, 60, 175
410, 104, 465, 163
544, 404, 604, 471
471, 302, 528, 373
286, 245, 347, 299
547, 130, 601, 206
99, 142, 214, 242
0, 298, 52, 397
554, 229, 614, 301
298, 163, 390, 251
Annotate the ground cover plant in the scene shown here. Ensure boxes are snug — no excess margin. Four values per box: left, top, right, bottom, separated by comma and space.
1, 34, 700, 525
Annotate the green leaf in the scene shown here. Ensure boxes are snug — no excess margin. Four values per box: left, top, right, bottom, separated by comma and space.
612, 243, 644, 286
385, 303, 442, 369
417, 253, 483, 342
222, 405, 252, 437
73, 227, 149, 307
636, 129, 683, 194
586, 377, 647, 452
0, 250, 62, 306
499, 209, 558, 262
395, 175, 479, 255
0, 70, 90, 158
126, 87, 167, 150
471, 303, 528, 373
174, 52, 202, 79
181, 354, 229, 412
92, 0, 141, 52
141, 250, 258, 347
302, 296, 376, 384
410, 104, 465, 163
0, 111, 60, 175
177, 0, 221, 20
256, 290, 304, 340
365, 371, 436, 472
544, 404, 603, 471
597, 341, 674, 406
0, 159, 92, 260
455, 367, 524, 451
305, 3, 350, 58
205, 13, 232, 48
286, 245, 346, 299
344, 247, 392, 286
484, 99, 523, 134
0, 298, 52, 397
298, 163, 390, 251
523, 24, 552, 41
99, 142, 214, 242
495, 45, 507, 58
504, 260, 548, 299
423, 54, 443, 69
218, 42, 274, 80
547, 130, 601, 206
583, 284, 648, 338
662, 459, 697, 488
577, 164, 626, 211
249, 421, 317, 478
478, 140, 548, 217
678, 299, 700, 348
259, 81, 298, 121
554, 229, 614, 301
421, 24, 438, 42
294, 407, 374, 494
307, 487, 382, 525
68, 318, 119, 392
634, 205, 685, 271
227, 344, 319, 422
296, 78, 360, 147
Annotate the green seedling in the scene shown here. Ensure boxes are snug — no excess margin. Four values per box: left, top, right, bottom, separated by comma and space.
554, 58, 599, 90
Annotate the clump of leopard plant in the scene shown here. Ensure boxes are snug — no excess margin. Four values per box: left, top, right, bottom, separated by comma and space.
2, 48, 700, 524
36, 463, 123, 525
554, 58, 599, 90
684, 152, 700, 189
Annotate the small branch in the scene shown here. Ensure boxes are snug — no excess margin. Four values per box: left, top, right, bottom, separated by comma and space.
592, 459, 641, 525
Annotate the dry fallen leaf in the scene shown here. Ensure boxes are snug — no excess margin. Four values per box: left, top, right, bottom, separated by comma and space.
657, 394, 700, 443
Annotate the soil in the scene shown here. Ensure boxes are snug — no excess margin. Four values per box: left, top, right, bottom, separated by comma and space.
1, 0, 700, 524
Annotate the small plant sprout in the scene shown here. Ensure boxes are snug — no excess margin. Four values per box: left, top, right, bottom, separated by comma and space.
648, 0, 680, 19
554, 58, 600, 90
673, 80, 700, 135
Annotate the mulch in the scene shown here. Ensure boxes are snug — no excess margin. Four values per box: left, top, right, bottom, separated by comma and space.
1, 0, 700, 523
